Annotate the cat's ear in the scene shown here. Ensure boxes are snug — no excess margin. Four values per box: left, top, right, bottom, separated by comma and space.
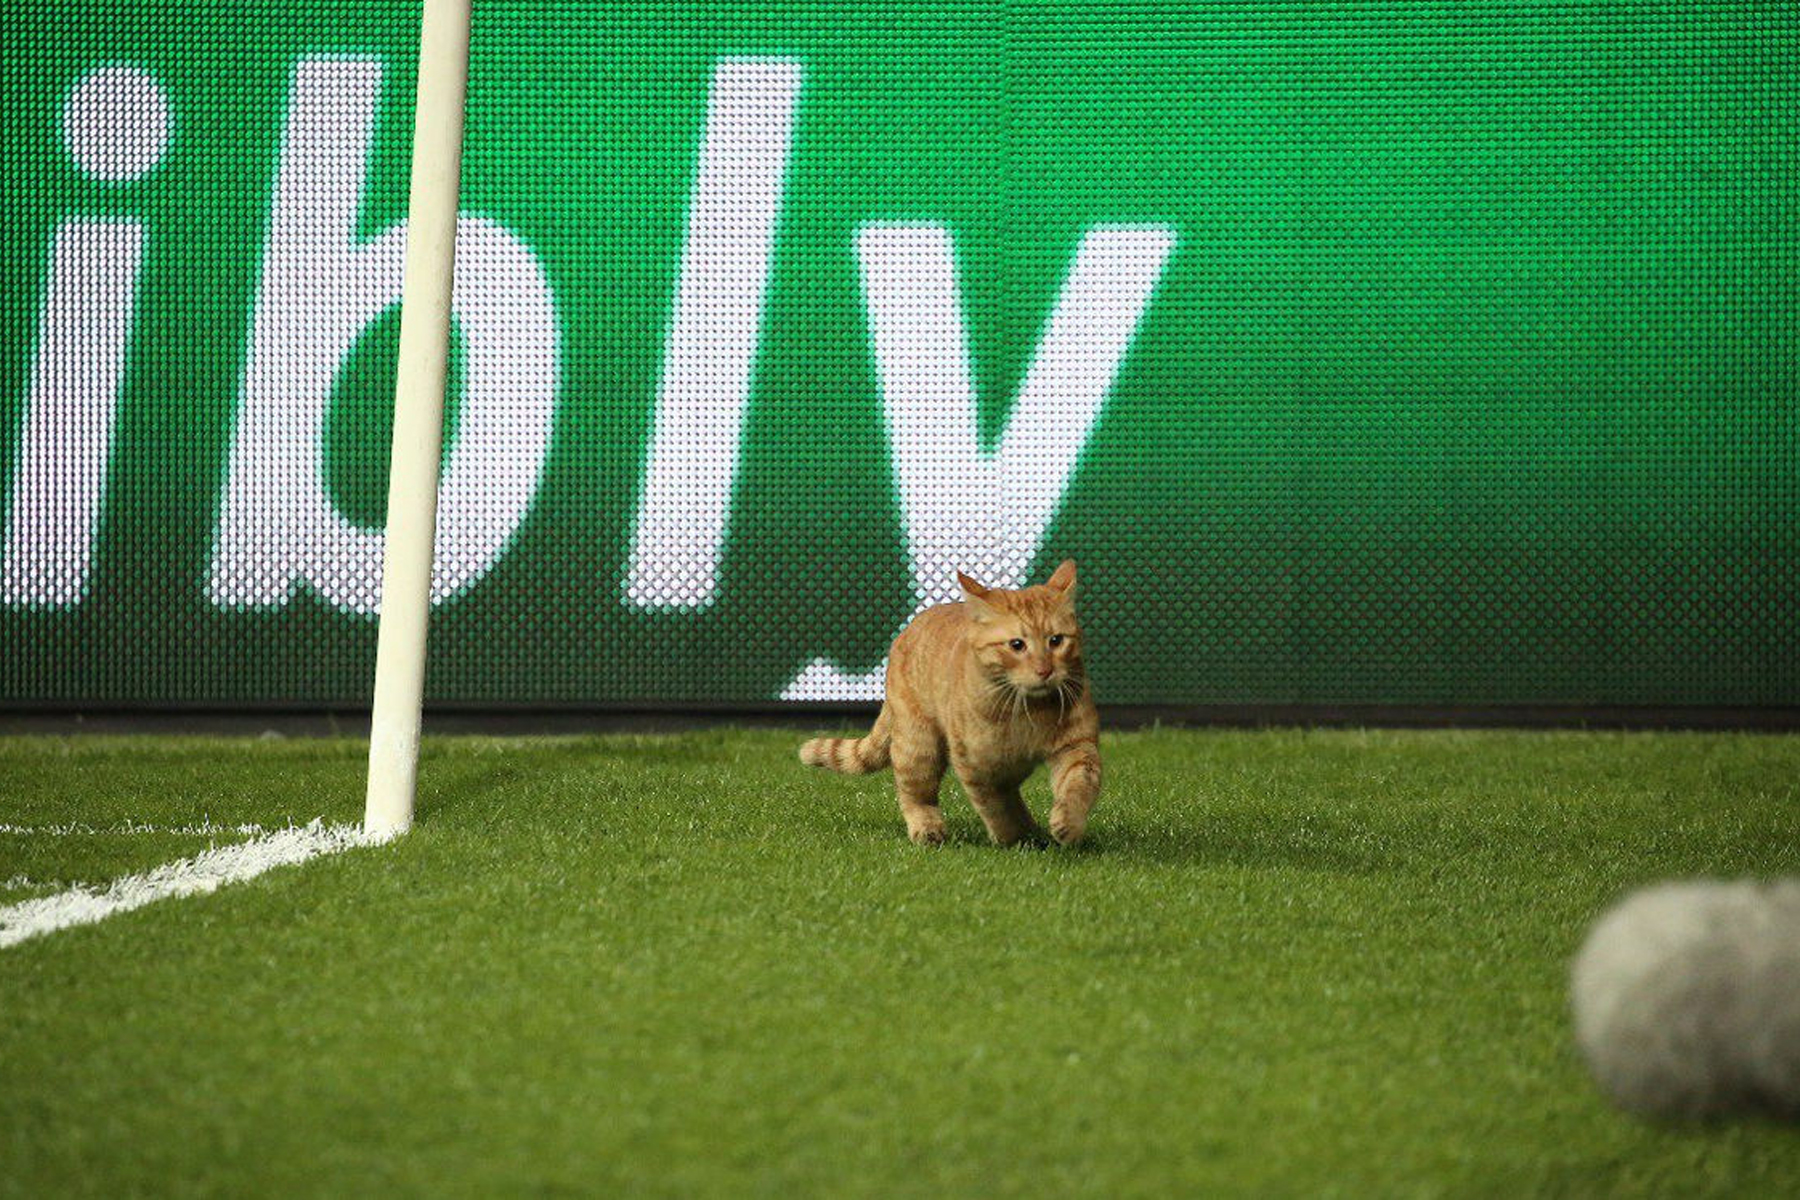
957, 570, 993, 599
1045, 559, 1078, 598
957, 571, 997, 622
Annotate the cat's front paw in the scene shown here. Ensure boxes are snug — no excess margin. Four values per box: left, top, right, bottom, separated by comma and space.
906, 818, 947, 847
1049, 812, 1088, 846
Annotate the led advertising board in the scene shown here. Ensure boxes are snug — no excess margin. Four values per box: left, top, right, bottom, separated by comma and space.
2, 2, 1795, 706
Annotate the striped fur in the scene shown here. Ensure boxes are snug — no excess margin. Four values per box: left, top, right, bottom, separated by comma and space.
799, 708, 892, 774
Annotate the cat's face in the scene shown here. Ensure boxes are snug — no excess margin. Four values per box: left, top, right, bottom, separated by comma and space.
958, 560, 1084, 700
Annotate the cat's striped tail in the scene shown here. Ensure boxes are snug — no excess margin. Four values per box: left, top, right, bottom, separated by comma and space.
799, 706, 892, 774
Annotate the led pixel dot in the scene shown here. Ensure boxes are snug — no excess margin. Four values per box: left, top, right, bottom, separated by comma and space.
62, 65, 172, 183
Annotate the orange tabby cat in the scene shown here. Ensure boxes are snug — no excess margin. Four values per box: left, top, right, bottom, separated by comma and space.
800, 560, 1100, 847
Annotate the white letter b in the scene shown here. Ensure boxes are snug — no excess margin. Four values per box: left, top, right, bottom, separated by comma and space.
207, 57, 559, 615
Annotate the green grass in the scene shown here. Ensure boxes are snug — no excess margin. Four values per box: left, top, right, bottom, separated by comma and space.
2, 728, 1798, 1197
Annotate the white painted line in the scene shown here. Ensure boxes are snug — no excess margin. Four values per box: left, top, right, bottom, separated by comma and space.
0, 820, 388, 949
0, 820, 271, 837
3, 875, 63, 892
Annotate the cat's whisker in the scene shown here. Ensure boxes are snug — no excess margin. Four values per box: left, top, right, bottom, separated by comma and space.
986, 676, 1013, 721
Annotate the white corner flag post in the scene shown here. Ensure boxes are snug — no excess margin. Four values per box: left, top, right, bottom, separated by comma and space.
364, 0, 473, 839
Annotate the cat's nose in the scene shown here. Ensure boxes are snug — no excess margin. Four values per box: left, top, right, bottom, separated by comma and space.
1034, 663, 1054, 680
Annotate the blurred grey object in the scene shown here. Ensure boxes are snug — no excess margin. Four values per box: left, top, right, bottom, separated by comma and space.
1571, 879, 1800, 1119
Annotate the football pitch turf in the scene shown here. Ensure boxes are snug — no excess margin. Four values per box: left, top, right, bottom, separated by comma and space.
2, 727, 1797, 1196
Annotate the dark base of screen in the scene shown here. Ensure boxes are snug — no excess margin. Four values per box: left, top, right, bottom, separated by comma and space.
2, 702, 1798, 736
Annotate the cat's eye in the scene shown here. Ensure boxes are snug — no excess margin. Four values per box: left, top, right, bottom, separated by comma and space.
1048, 635, 1065, 648
1008, 638, 1026, 652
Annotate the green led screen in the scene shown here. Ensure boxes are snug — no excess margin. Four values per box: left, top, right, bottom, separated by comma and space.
1, 1, 1796, 707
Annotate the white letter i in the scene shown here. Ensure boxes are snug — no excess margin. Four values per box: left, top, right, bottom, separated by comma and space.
2, 65, 172, 607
